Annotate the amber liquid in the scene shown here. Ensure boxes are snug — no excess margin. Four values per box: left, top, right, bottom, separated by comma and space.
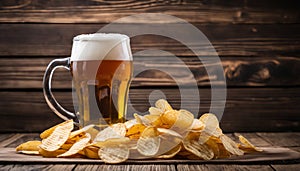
71, 60, 132, 126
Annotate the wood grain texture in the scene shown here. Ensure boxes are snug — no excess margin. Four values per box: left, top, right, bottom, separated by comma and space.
0, 164, 75, 171
0, 88, 299, 132
74, 164, 176, 171
1, 56, 299, 89
0, 24, 299, 57
257, 133, 300, 147
0, 0, 299, 24
271, 164, 300, 171
233, 133, 271, 147
177, 164, 273, 171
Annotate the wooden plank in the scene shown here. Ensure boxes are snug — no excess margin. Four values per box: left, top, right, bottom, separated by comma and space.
0, 134, 24, 147
0, 0, 298, 24
177, 164, 273, 171
0, 164, 75, 171
0, 56, 299, 89
233, 133, 271, 147
257, 133, 300, 147
4, 133, 40, 148
0, 88, 299, 132
271, 164, 300, 171
74, 164, 176, 171
0, 24, 300, 57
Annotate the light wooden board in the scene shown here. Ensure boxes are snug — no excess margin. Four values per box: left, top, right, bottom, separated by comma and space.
177, 164, 273, 171
0, 147, 299, 164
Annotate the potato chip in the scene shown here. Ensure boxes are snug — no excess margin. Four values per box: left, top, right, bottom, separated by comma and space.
18, 150, 40, 155
172, 109, 194, 133
134, 113, 151, 126
149, 107, 163, 115
155, 99, 173, 112
69, 124, 95, 139
124, 119, 137, 129
94, 123, 126, 142
137, 136, 161, 156
39, 148, 67, 158
99, 145, 129, 164
238, 135, 263, 152
16, 140, 41, 153
126, 123, 146, 140
40, 120, 72, 139
40, 120, 74, 152
160, 110, 178, 129
157, 144, 181, 159
58, 134, 91, 157
199, 113, 222, 137
190, 119, 204, 130
220, 134, 244, 156
144, 114, 162, 127
94, 137, 131, 148
183, 139, 214, 160
84, 145, 100, 159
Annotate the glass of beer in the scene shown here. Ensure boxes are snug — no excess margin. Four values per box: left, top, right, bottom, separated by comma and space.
43, 33, 133, 127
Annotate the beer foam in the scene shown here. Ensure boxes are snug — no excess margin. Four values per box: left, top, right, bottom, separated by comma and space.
71, 33, 132, 61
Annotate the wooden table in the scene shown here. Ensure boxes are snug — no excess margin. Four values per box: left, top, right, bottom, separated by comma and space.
0, 132, 299, 171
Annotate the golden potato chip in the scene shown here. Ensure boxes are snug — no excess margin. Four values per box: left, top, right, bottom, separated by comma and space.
16, 140, 41, 153
172, 109, 194, 133
40, 120, 74, 152
144, 114, 162, 127
220, 134, 244, 156
98, 145, 129, 164
160, 110, 178, 128
94, 137, 131, 148
156, 128, 183, 156
199, 113, 222, 137
157, 144, 181, 159
190, 119, 204, 130
84, 145, 100, 159
155, 99, 173, 112
58, 134, 91, 157
125, 124, 146, 140
40, 120, 72, 139
238, 135, 263, 152
94, 123, 126, 142
183, 139, 214, 160
204, 137, 220, 159
149, 107, 163, 115
39, 148, 67, 158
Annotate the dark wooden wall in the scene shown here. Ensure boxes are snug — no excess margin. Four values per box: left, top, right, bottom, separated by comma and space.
0, 0, 299, 132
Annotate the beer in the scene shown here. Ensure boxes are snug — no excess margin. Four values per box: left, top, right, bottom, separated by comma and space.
70, 33, 133, 126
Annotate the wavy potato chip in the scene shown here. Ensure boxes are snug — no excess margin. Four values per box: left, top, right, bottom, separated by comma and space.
183, 139, 214, 160
238, 135, 263, 152
40, 120, 74, 152
199, 113, 222, 137
94, 123, 126, 142
39, 148, 67, 158
157, 144, 181, 159
58, 134, 91, 157
99, 145, 129, 164
220, 134, 244, 156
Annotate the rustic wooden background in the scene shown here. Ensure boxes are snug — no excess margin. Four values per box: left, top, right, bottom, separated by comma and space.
0, 0, 299, 132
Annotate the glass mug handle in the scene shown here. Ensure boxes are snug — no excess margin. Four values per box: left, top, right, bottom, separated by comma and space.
43, 57, 79, 124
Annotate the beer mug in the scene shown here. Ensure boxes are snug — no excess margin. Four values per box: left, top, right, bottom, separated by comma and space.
43, 33, 133, 127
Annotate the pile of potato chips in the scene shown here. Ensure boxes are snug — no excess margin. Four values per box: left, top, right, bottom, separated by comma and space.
16, 99, 262, 163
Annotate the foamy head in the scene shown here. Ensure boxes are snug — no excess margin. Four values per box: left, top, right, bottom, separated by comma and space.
71, 33, 132, 61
